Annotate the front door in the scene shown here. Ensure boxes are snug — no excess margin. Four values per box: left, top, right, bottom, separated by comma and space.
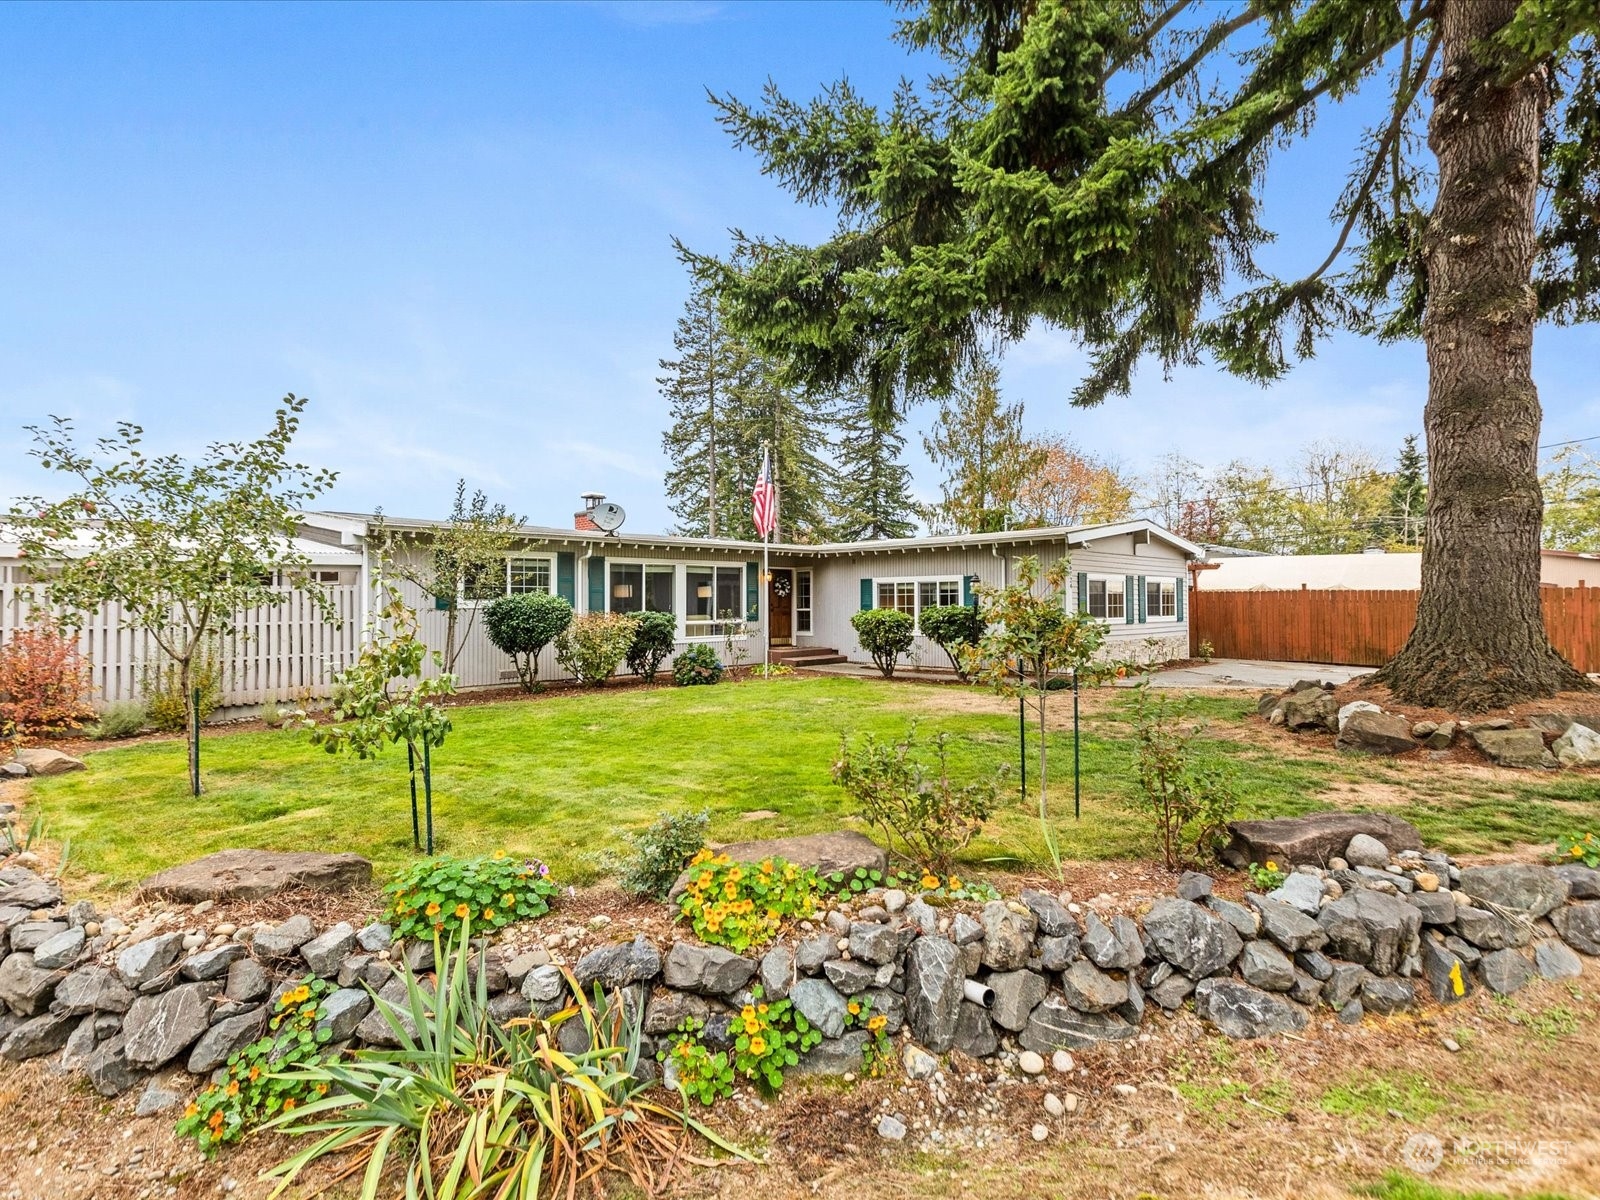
769, 569, 794, 645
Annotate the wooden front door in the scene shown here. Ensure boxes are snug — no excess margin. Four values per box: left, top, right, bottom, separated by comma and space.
769, 569, 794, 645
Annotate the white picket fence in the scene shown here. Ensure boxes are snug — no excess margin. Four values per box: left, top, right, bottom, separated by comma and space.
0, 582, 364, 711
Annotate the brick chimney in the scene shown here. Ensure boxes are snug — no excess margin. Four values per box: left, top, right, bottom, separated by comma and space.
575, 492, 605, 532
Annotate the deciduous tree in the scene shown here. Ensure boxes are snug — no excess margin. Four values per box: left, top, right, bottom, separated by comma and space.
1014, 434, 1135, 528
921, 358, 1043, 533
705, 0, 1600, 708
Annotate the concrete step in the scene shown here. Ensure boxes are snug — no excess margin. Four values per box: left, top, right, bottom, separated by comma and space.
770, 647, 848, 666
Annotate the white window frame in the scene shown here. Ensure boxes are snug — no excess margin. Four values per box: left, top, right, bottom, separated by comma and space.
872, 575, 964, 625
684, 562, 748, 640
506, 555, 554, 596
456, 553, 555, 605
1145, 577, 1178, 622
605, 559, 677, 619
1085, 574, 1126, 621
795, 568, 813, 635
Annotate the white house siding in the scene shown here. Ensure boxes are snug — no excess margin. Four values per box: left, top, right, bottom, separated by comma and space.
808, 532, 1192, 669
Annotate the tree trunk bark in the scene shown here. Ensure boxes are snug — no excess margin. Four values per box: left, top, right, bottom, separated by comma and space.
1375, 0, 1592, 710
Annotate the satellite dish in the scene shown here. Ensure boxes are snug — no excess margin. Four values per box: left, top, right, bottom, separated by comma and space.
590, 501, 626, 533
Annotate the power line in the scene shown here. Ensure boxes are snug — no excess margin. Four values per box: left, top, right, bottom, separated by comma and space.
1540, 435, 1600, 450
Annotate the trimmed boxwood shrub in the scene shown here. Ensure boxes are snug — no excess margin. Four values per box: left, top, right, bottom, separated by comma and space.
625, 611, 678, 683
851, 609, 915, 678
917, 604, 984, 680
673, 643, 723, 686
483, 592, 573, 692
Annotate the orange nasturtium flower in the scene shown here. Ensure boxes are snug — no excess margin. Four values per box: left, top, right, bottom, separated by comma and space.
921, 874, 940, 891
454, 903, 471, 919
425, 902, 441, 918
748, 1036, 767, 1055
483, 908, 495, 921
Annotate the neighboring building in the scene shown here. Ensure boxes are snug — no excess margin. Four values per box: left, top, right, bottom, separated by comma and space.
299, 500, 1201, 686
1197, 549, 1600, 591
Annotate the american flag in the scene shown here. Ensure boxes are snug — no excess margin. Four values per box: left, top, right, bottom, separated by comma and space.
751, 448, 777, 538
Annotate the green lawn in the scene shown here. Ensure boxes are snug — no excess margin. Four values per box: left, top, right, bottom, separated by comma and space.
20, 676, 1592, 894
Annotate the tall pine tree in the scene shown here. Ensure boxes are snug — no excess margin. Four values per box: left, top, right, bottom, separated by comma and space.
717, 360, 838, 543
922, 358, 1044, 533
830, 397, 919, 540
659, 272, 732, 537
1386, 434, 1428, 548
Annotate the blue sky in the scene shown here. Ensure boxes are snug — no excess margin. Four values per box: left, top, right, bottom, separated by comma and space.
3, 0, 1598, 533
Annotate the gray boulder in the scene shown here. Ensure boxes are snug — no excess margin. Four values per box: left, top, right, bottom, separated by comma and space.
53, 966, 135, 1016
1336, 710, 1418, 755
758, 945, 794, 1001
1419, 939, 1471, 1004
1149, 972, 1196, 1010
1239, 942, 1295, 991
1019, 889, 1075, 937
642, 990, 716, 1036
300, 922, 357, 976
1176, 872, 1214, 901
903, 936, 964, 1051
979, 901, 1037, 971
1223, 813, 1422, 868
1458, 865, 1569, 917
1324, 962, 1367, 1010
186, 1007, 266, 1073
1038, 934, 1081, 972
85, 1035, 143, 1097
1469, 727, 1558, 769
225, 957, 270, 1003
574, 936, 661, 990
987, 969, 1047, 1031
1554, 864, 1600, 899
795, 934, 840, 974
115, 933, 185, 989
953, 1000, 999, 1058
31, 926, 85, 970
180, 944, 246, 982
1359, 977, 1415, 1013
315, 987, 373, 1042
1317, 889, 1421, 975
1267, 873, 1325, 917
139, 849, 373, 902
1550, 902, 1600, 955
1019, 996, 1137, 1052
1478, 949, 1536, 996
1083, 912, 1143, 970
1058, 960, 1127, 1013
254, 915, 317, 960
1533, 939, 1583, 980
11, 922, 68, 951
1193, 979, 1308, 1039
0, 953, 63, 1015
1142, 898, 1242, 977
1281, 688, 1339, 732
1206, 896, 1260, 939
1407, 891, 1458, 926
847, 922, 899, 966
790, 1031, 869, 1077
662, 942, 757, 996
0, 1011, 75, 1061
1454, 904, 1533, 950
1553, 722, 1600, 767
822, 959, 878, 995
789, 978, 848, 1040
13, 748, 86, 776
522, 964, 565, 1004
123, 982, 215, 1069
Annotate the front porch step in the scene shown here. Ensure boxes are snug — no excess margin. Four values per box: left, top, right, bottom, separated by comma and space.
769, 646, 848, 667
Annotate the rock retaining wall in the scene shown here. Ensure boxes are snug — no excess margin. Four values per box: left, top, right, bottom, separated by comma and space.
2, 824, 1596, 1106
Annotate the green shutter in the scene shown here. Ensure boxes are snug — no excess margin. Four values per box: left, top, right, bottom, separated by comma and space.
746, 561, 759, 621
1176, 575, 1186, 620
1137, 575, 1147, 623
556, 552, 576, 605
860, 578, 874, 610
1124, 576, 1136, 624
1076, 572, 1088, 614
962, 575, 976, 607
587, 555, 606, 614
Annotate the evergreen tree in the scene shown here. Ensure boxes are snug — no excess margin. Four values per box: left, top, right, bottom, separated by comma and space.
704, 0, 1600, 708
659, 272, 732, 537
1386, 434, 1428, 547
717, 359, 838, 543
922, 358, 1045, 533
830, 397, 919, 540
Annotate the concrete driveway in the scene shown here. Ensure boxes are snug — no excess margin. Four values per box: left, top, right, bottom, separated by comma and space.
1137, 658, 1371, 690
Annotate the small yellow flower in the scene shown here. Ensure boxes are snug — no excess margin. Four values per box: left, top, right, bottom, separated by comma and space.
282, 1098, 297, 1111
249, 1065, 261, 1082
868, 1014, 887, 1032
503, 892, 517, 907
225, 1081, 239, 1097
493, 849, 507, 858
1265, 860, 1278, 872
728, 866, 744, 883
947, 876, 962, 891
921, 874, 940, 891
757, 1003, 768, 1015
483, 908, 495, 921
1574, 845, 1586, 858
749, 1035, 767, 1055
744, 1017, 760, 1034
741, 1005, 756, 1021
184, 1103, 199, 1118
847, 1001, 861, 1016
760, 859, 774, 875
425, 902, 441, 917
454, 903, 470, 919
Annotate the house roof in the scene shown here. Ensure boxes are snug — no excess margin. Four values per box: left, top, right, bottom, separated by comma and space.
300, 512, 1204, 561
0, 527, 362, 565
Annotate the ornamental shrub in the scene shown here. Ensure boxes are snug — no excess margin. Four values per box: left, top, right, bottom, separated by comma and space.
676, 850, 820, 953
91, 699, 148, 739
609, 809, 710, 899
483, 592, 573, 692
383, 851, 559, 941
555, 611, 635, 686
672, 642, 723, 686
142, 649, 222, 732
1129, 684, 1238, 870
625, 610, 677, 682
831, 724, 1005, 875
917, 604, 983, 680
174, 975, 336, 1156
0, 618, 95, 735
850, 608, 914, 677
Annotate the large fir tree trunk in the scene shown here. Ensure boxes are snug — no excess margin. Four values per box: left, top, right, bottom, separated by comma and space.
1375, 0, 1592, 710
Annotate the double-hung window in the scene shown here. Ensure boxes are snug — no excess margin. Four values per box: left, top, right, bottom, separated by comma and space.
686, 565, 746, 637
874, 577, 962, 623
918, 580, 962, 610
876, 581, 916, 616
1146, 578, 1177, 620
1085, 575, 1126, 621
609, 563, 675, 615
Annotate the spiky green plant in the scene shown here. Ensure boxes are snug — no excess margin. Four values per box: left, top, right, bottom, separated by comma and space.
262, 925, 748, 1198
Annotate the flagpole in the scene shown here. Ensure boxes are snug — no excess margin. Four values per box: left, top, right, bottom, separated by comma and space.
762, 442, 771, 677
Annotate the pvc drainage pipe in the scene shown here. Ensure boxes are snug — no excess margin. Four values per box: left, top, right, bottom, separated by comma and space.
964, 979, 995, 1008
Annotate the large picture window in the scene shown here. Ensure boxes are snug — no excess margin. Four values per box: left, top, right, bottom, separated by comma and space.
874, 577, 962, 623
1086, 575, 1126, 621
686, 565, 745, 637
609, 563, 675, 615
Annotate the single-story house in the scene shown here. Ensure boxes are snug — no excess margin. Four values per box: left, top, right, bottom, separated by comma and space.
298, 498, 1202, 688
1197, 548, 1600, 591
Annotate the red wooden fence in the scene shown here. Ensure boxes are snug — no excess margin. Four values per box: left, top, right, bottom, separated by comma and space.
1189, 584, 1600, 672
